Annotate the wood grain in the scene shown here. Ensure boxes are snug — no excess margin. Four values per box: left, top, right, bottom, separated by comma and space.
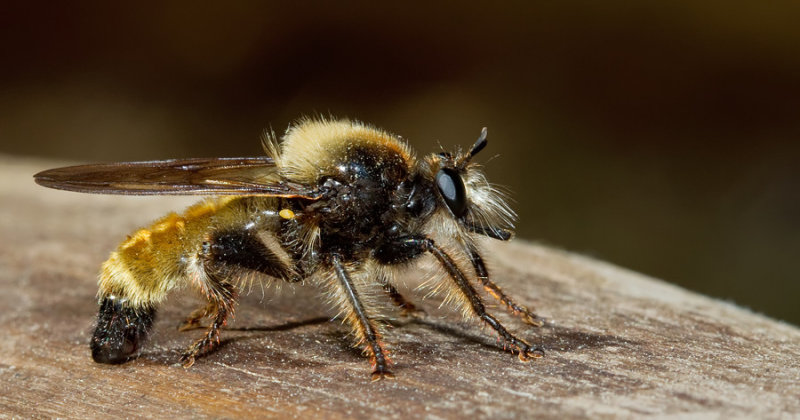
1, 155, 798, 418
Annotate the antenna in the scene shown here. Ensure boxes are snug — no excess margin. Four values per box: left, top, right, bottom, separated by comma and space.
468, 127, 488, 159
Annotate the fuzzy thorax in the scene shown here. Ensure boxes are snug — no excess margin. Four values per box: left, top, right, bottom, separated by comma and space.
273, 118, 415, 184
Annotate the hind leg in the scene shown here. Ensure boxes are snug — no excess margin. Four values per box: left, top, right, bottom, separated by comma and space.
179, 228, 297, 366
178, 302, 215, 332
179, 277, 236, 367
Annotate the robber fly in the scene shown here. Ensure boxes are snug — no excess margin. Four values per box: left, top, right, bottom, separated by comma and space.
34, 117, 544, 380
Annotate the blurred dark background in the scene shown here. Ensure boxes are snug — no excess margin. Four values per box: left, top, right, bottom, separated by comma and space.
2, 2, 798, 324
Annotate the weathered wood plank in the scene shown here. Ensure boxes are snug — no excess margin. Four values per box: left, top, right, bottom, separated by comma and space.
1, 155, 798, 418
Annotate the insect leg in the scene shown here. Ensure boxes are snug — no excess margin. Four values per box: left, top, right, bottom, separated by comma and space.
465, 244, 544, 327
179, 274, 236, 367
382, 283, 419, 314
331, 255, 393, 381
178, 228, 297, 336
376, 236, 543, 361
380, 276, 420, 315
177, 303, 215, 332
181, 228, 292, 367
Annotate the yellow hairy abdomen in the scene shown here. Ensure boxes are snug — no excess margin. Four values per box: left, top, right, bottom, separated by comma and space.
98, 197, 239, 308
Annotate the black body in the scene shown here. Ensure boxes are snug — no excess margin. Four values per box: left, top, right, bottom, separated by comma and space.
300, 143, 432, 261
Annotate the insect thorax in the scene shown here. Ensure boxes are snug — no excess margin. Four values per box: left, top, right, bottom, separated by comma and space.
297, 142, 415, 259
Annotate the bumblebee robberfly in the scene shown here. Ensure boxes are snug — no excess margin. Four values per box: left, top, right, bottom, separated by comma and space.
34, 117, 544, 380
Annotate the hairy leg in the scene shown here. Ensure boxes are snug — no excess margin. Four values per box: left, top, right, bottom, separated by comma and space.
179, 227, 299, 365
466, 244, 543, 327
381, 280, 421, 316
331, 255, 393, 381
178, 303, 215, 331
179, 276, 236, 367
374, 236, 544, 361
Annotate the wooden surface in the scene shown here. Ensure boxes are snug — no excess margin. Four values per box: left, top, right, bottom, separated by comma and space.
2, 155, 799, 418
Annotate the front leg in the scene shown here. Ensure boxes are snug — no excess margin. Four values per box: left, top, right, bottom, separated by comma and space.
466, 244, 544, 327
375, 236, 544, 361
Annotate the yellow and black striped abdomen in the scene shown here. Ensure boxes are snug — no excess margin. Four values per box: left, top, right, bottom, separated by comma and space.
97, 196, 277, 308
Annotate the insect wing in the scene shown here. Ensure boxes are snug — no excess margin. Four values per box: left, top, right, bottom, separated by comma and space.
34, 157, 316, 198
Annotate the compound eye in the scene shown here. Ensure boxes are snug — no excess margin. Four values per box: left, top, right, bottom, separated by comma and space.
436, 168, 467, 218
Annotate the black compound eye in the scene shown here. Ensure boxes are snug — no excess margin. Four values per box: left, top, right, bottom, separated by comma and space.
436, 168, 467, 218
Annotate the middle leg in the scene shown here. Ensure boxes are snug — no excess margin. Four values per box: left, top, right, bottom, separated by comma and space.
331, 255, 393, 381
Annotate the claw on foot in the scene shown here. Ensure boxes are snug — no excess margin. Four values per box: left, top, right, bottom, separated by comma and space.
518, 346, 545, 362
521, 312, 545, 327
371, 369, 395, 381
180, 353, 196, 368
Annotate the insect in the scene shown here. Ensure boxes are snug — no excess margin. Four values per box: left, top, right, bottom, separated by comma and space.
34, 117, 544, 380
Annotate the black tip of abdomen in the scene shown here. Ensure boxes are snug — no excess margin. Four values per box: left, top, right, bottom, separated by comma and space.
90, 297, 155, 364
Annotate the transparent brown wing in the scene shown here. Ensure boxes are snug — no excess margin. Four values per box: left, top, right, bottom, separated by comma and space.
34, 157, 318, 198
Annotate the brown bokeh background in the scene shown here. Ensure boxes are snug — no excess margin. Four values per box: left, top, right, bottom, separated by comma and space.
2, 3, 798, 324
